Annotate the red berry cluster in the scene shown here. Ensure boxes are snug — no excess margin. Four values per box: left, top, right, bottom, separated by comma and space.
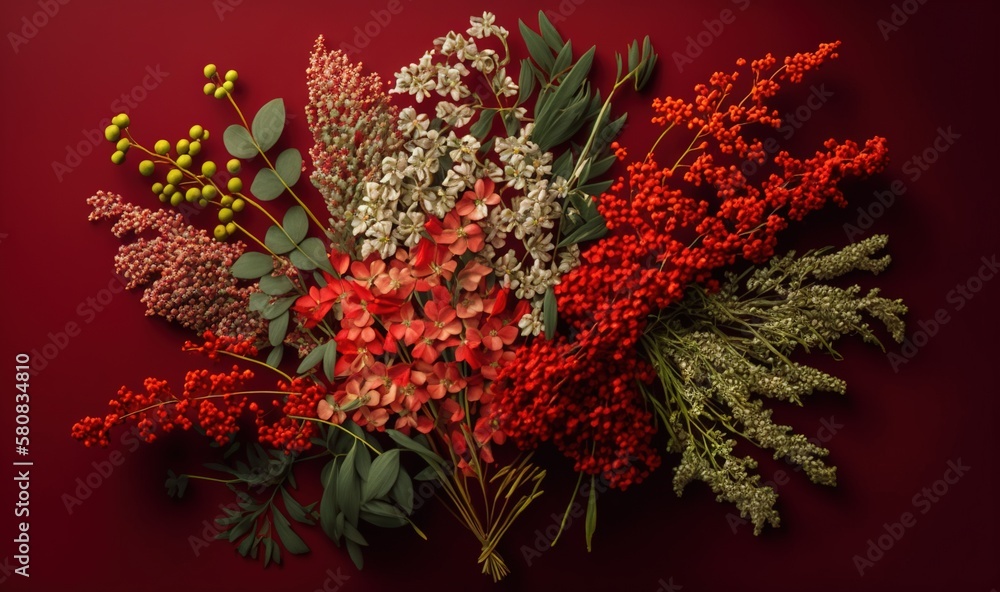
254, 378, 328, 454
72, 333, 257, 448
493, 42, 889, 491
493, 336, 660, 490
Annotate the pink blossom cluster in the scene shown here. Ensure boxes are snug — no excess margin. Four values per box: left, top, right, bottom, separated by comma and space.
88, 191, 265, 340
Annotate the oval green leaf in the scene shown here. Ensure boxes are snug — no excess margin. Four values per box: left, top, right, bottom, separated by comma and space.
223, 124, 258, 159
231, 252, 274, 279
252, 98, 285, 152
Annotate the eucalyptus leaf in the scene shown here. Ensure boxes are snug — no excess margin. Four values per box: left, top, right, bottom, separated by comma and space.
322, 338, 338, 382
275, 148, 303, 187
266, 345, 284, 368
252, 98, 285, 152
249, 292, 270, 312
252, 168, 285, 201
283, 205, 308, 244
289, 237, 334, 273
297, 342, 328, 375
264, 225, 296, 254
231, 252, 274, 279
259, 273, 294, 295
224, 125, 258, 159
268, 311, 289, 347
261, 296, 296, 321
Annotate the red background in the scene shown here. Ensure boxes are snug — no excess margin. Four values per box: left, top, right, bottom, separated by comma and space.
1, 0, 997, 591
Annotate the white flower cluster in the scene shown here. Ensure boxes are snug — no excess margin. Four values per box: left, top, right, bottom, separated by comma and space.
346, 13, 583, 335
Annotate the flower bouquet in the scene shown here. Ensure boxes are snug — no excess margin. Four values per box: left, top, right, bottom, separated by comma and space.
72, 11, 906, 581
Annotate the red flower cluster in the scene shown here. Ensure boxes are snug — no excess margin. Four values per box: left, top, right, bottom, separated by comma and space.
291, 220, 528, 465
493, 43, 889, 490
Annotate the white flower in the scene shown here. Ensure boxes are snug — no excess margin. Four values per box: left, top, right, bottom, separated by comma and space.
436, 63, 471, 101
393, 208, 426, 247
492, 68, 518, 97
467, 12, 499, 38
436, 102, 475, 128
398, 107, 430, 137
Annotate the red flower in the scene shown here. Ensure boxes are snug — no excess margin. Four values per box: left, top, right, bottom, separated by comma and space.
292, 285, 338, 328
455, 178, 501, 221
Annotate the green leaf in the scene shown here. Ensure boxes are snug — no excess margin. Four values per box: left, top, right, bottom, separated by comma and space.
264, 225, 296, 254
272, 509, 310, 555
345, 539, 364, 570
354, 442, 372, 481
558, 215, 608, 248
338, 443, 361, 526
469, 108, 496, 140
386, 430, 448, 472
252, 98, 285, 152
297, 342, 328, 375
391, 469, 414, 514
238, 532, 254, 556
519, 19, 554, 72
319, 458, 340, 541
537, 10, 563, 51
322, 339, 338, 382
231, 252, 274, 279
224, 125, 258, 159
551, 40, 574, 77
266, 345, 284, 369
261, 296, 296, 321
275, 148, 303, 188
543, 286, 558, 340
360, 509, 407, 528
251, 168, 285, 201
577, 180, 614, 198
249, 292, 269, 312
585, 476, 598, 552
283, 205, 308, 244
281, 487, 315, 525
342, 520, 368, 546
259, 273, 294, 295
517, 59, 535, 106
289, 237, 334, 273
362, 449, 400, 502
502, 111, 520, 137
269, 311, 288, 347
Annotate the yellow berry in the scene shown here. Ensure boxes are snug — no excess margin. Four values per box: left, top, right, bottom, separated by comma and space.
231, 198, 246, 212
227, 177, 243, 193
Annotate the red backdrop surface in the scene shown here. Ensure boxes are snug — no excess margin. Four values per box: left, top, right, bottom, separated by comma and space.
1, 1, 997, 591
